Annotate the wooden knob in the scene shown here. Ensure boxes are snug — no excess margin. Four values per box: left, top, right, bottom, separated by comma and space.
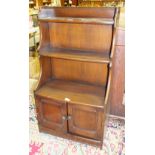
62, 116, 67, 120
68, 115, 72, 120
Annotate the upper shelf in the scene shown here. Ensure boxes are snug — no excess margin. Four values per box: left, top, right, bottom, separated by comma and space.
38, 7, 116, 25
39, 7, 116, 19
39, 17, 114, 25
39, 47, 111, 63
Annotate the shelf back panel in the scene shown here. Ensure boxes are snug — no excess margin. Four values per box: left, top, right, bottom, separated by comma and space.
51, 58, 108, 86
49, 23, 112, 53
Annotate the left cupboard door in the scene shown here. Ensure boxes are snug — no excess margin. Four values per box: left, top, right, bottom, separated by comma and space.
35, 96, 67, 133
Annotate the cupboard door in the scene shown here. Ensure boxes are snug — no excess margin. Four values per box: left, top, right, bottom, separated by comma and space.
35, 96, 67, 133
68, 104, 104, 140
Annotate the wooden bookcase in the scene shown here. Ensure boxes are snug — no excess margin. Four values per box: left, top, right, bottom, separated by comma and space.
34, 7, 119, 148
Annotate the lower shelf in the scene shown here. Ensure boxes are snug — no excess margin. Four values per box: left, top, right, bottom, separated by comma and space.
35, 79, 106, 108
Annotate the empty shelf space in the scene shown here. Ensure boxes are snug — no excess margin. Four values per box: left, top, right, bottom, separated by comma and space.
39, 17, 114, 25
39, 47, 110, 63
35, 79, 106, 108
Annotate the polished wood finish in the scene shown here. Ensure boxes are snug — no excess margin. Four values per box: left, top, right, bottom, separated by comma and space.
115, 27, 125, 46
35, 7, 119, 148
51, 58, 108, 86
39, 47, 110, 63
110, 27, 125, 117
68, 104, 104, 140
39, 22, 50, 49
38, 7, 115, 18
37, 56, 52, 88
49, 23, 112, 52
36, 96, 68, 133
39, 17, 114, 25
35, 79, 105, 108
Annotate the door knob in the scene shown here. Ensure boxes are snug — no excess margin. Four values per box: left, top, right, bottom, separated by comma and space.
68, 115, 72, 120
62, 115, 72, 120
62, 116, 67, 120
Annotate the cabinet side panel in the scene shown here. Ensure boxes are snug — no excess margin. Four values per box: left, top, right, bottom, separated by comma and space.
39, 22, 50, 49
110, 46, 125, 117
36, 56, 52, 89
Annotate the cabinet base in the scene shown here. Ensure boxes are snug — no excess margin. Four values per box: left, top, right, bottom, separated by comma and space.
39, 125, 103, 149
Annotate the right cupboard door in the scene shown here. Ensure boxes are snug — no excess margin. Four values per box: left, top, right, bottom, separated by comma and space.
68, 104, 104, 140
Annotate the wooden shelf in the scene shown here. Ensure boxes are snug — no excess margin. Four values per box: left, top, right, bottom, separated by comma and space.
39, 47, 111, 63
35, 7, 118, 148
39, 17, 114, 25
35, 79, 106, 108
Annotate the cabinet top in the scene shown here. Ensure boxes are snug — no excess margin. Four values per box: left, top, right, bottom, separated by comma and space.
38, 7, 116, 19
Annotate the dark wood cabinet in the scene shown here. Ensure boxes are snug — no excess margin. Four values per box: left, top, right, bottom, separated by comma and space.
34, 7, 120, 148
